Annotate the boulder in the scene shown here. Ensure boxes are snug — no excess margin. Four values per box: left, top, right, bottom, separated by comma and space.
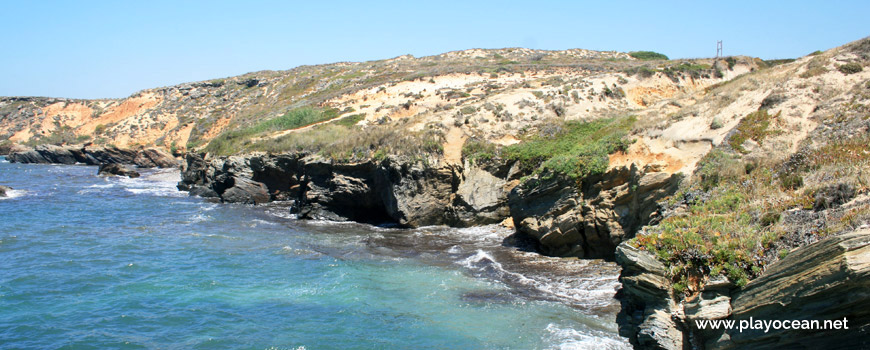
176, 153, 515, 227
98, 163, 140, 178
133, 148, 178, 168
0, 185, 11, 197
0, 143, 28, 155
83, 146, 139, 165
219, 176, 270, 204
451, 164, 513, 226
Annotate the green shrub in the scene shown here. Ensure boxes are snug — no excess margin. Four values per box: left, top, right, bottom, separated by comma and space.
205, 107, 339, 155
460, 106, 478, 115
761, 211, 781, 226
623, 66, 657, 78
728, 110, 780, 153
629, 51, 669, 61
779, 173, 804, 190
334, 114, 365, 127
837, 62, 863, 75
725, 57, 737, 70
504, 116, 635, 180
462, 138, 498, 164
763, 58, 796, 67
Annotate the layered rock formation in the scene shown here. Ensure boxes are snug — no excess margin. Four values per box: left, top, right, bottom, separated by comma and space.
509, 166, 680, 259
616, 229, 870, 349
7, 145, 177, 168
178, 153, 510, 226
98, 163, 140, 178
177, 152, 679, 258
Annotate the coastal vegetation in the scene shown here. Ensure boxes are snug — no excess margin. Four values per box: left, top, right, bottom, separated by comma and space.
631, 127, 870, 294
628, 51, 669, 60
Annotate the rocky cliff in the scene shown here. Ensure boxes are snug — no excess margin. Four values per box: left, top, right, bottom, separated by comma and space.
615, 37, 870, 349
6, 144, 178, 168
178, 153, 497, 227
177, 151, 681, 255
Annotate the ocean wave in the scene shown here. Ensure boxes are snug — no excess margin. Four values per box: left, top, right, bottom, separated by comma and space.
88, 183, 117, 189
458, 250, 620, 308
116, 169, 186, 197
460, 250, 540, 287
188, 213, 212, 223
454, 225, 513, 243
0, 189, 27, 200
544, 324, 630, 350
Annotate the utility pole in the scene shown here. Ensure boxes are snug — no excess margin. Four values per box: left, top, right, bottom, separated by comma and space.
716, 40, 723, 58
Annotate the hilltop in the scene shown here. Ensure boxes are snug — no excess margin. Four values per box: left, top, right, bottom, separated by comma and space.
2, 47, 756, 166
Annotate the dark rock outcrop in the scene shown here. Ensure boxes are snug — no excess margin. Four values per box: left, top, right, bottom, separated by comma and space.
7, 145, 178, 168
0, 185, 11, 197
178, 153, 514, 227
509, 165, 681, 259
616, 243, 686, 350
98, 163, 140, 178
133, 148, 178, 168
8, 144, 80, 164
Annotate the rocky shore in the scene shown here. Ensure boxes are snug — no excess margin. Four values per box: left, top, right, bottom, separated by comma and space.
176, 152, 679, 259
6, 144, 178, 168
6, 141, 869, 349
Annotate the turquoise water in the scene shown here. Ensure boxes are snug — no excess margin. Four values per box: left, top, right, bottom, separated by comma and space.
0, 157, 629, 349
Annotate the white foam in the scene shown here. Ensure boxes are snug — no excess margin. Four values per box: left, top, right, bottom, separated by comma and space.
460, 250, 541, 287
455, 225, 512, 243
0, 189, 27, 200
189, 214, 211, 223
116, 169, 186, 197
87, 183, 116, 189
544, 324, 631, 350
459, 250, 620, 308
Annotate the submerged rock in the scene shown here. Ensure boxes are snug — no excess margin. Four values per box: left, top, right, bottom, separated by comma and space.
98, 163, 140, 178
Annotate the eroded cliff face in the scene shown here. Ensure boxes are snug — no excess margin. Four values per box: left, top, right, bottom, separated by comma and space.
178, 153, 511, 227
509, 166, 681, 259
176, 151, 683, 261
6, 144, 177, 168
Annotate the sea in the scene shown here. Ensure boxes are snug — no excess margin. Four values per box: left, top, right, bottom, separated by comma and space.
0, 156, 630, 349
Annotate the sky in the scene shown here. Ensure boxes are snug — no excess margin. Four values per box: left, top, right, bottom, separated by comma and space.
1, 0, 867, 99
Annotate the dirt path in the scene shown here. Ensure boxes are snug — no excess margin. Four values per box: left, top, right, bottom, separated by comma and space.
443, 128, 467, 165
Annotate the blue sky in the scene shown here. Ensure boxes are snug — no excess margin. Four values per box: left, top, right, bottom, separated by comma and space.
1, 0, 867, 99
